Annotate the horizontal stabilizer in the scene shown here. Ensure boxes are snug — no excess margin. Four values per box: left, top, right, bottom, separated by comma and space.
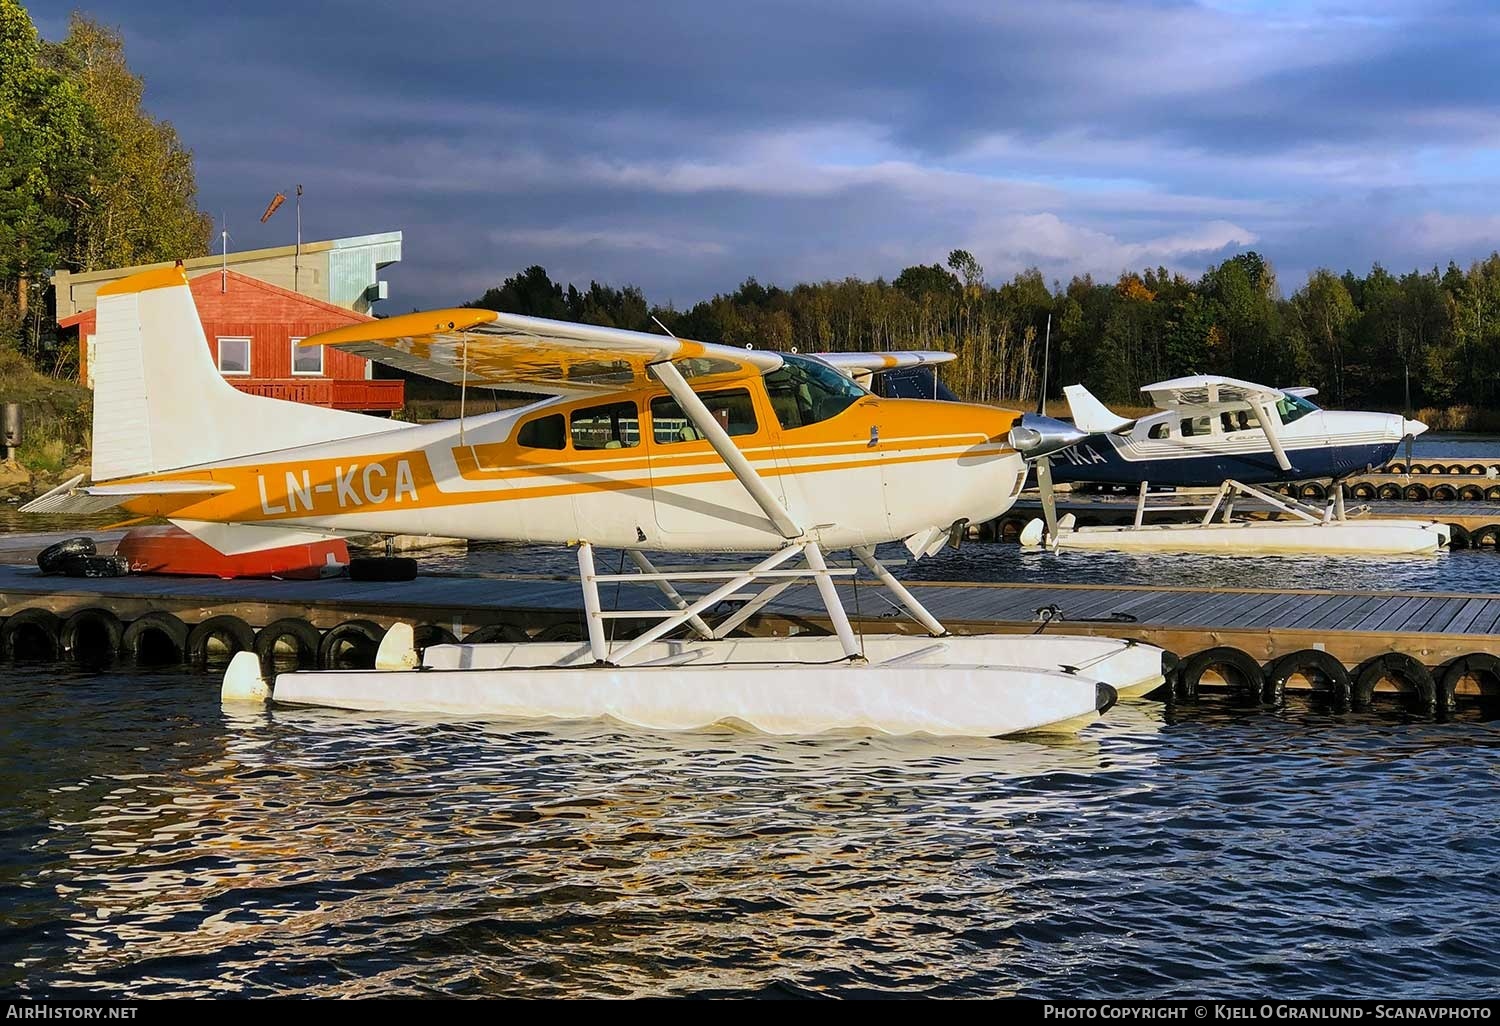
1063, 385, 1134, 435
19, 476, 232, 515
169, 518, 346, 556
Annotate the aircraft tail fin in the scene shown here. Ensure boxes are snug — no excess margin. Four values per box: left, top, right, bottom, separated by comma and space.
89, 265, 398, 481
1063, 384, 1134, 435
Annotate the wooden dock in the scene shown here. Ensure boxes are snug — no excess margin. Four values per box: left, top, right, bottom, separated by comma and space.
5, 562, 1500, 678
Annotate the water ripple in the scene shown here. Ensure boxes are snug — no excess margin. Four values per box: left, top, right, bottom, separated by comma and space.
0, 668, 1495, 998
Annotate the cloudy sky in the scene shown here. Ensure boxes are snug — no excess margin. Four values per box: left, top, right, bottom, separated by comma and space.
32, 0, 1500, 308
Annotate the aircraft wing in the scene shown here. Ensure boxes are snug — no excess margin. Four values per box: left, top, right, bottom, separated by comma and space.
1141, 375, 1294, 472
302, 309, 783, 397
1140, 374, 1286, 410
814, 351, 955, 377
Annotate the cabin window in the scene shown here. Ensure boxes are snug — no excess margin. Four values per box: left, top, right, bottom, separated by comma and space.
571, 402, 640, 450
217, 337, 250, 376
1220, 410, 1260, 433
764, 353, 867, 430
291, 338, 323, 375
1148, 423, 1171, 440
650, 389, 757, 444
517, 413, 566, 450
1180, 416, 1213, 437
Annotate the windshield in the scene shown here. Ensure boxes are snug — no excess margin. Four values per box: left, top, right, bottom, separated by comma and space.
764, 354, 868, 429
1275, 393, 1319, 424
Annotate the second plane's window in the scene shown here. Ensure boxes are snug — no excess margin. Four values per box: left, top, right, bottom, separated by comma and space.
571, 402, 640, 450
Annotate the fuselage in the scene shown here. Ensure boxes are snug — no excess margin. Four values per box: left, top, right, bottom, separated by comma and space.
115, 361, 1026, 552
1049, 400, 1418, 487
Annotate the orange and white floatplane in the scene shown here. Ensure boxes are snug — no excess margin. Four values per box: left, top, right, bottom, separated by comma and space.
26, 265, 1164, 736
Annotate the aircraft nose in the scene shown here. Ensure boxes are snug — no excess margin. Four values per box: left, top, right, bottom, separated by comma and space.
1403, 417, 1428, 438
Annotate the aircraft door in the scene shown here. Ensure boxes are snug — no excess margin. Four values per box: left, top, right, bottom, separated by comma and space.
647, 383, 788, 545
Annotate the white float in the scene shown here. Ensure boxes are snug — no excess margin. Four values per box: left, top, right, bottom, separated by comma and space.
1028, 479, 1450, 556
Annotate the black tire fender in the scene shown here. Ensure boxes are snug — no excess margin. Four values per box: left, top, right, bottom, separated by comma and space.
1351, 653, 1436, 714
254, 617, 322, 672
1458, 484, 1484, 502
1470, 525, 1500, 549
1447, 524, 1471, 550
1178, 647, 1264, 702
1377, 483, 1403, 501
186, 614, 256, 668
121, 612, 189, 666
1434, 653, 1500, 719
536, 622, 585, 642
1403, 483, 1430, 502
1, 609, 61, 661
1351, 482, 1377, 501
1262, 649, 1351, 708
60, 554, 128, 578
1298, 482, 1328, 502
464, 623, 530, 644
318, 619, 384, 669
36, 536, 96, 575
59, 608, 124, 668
1487, 486, 1500, 502
414, 623, 459, 651
1466, 464, 1487, 476
1160, 650, 1182, 699
1431, 484, 1457, 502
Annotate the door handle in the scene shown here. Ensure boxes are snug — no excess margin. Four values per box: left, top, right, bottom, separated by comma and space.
868, 425, 879, 447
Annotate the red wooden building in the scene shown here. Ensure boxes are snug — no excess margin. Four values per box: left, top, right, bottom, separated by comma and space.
60, 269, 404, 413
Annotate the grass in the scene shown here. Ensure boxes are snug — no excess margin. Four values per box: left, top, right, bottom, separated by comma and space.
0, 349, 92, 474
1412, 406, 1500, 433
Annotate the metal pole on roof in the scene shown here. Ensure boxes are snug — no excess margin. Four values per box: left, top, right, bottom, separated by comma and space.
294, 185, 303, 293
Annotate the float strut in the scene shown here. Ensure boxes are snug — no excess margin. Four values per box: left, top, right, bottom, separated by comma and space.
851, 544, 946, 637
578, 541, 609, 663
805, 540, 862, 659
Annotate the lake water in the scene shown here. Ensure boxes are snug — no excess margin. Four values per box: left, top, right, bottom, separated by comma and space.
2, 668, 1495, 999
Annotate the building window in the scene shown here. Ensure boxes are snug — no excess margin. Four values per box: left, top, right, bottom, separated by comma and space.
217, 337, 251, 376
291, 338, 323, 375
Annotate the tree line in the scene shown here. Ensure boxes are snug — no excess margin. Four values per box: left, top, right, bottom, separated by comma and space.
1, 0, 210, 368
468, 248, 1500, 415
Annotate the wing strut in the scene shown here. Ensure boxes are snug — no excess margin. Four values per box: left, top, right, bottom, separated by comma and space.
649, 359, 804, 541
1252, 400, 1294, 472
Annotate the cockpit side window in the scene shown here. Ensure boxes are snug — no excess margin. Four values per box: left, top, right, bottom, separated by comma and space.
764, 354, 868, 430
1276, 394, 1319, 425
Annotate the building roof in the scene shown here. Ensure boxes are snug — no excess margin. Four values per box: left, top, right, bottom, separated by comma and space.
58, 269, 375, 334
51, 231, 402, 287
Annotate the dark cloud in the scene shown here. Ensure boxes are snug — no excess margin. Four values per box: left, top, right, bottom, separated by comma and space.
31, 0, 1500, 306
